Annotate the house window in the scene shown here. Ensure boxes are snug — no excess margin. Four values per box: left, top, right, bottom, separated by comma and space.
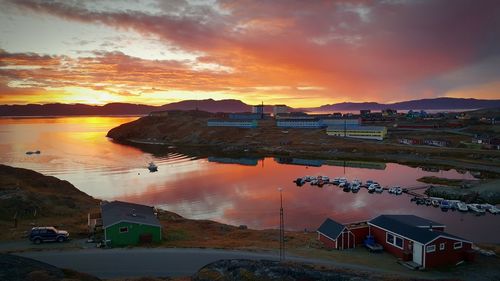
387, 233, 394, 244
386, 233, 403, 249
426, 245, 436, 253
395, 237, 403, 248
440, 243, 445, 250
119, 227, 128, 233
454, 242, 462, 249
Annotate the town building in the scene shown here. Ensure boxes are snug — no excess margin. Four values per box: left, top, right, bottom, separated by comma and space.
275, 112, 311, 119
320, 118, 361, 127
228, 113, 263, 120
317, 215, 473, 269
317, 219, 369, 250
382, 109, 398, 117
100, 201, 162, 247
360, 109, 371, 116
276, 118, 323, 128
207, 119, 258, 128
326, 125, 387, 141
368, 215, 473, 269
273, 104, 288, 116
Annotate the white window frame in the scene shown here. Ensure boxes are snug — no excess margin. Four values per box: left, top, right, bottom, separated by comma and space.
453, 242, 462, 250
426, 244, 436, 253
386, 232, 404, 249
440, 242, 445, 251
119, 227, 129, 233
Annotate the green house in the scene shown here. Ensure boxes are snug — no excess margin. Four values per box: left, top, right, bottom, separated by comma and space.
102, 201, 162, 247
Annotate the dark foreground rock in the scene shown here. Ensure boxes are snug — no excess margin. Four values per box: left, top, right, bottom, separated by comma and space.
0, 253, 100, 281
192, 259, 429, 281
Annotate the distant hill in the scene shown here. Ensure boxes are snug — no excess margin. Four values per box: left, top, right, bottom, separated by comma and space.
1, 97, 499, 116
159, 98, 251, 112
311, 98, 500, 111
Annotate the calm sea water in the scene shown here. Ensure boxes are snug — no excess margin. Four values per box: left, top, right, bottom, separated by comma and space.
0, 116, 498, 243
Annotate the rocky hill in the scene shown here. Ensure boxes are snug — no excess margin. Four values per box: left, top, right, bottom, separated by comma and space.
0, 165, 98, 240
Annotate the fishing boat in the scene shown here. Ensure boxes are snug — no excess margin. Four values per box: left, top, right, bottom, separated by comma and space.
375, 185, 384, 193
367, 184, 376, 193
456, 202, 468, 212
148, 162, 158, 172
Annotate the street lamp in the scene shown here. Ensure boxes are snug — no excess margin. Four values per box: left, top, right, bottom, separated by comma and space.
278, 187, 285, 261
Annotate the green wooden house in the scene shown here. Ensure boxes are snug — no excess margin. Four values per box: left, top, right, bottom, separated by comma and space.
101, 201, 162, 247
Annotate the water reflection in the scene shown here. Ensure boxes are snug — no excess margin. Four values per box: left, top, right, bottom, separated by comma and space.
0, 117, 498, 243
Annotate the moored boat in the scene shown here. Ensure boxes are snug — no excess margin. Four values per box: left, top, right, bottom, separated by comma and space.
456, 202, 468, 212
148, 162, 158, 172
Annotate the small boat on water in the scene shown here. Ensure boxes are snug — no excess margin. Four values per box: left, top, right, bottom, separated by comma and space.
431, 199, 440, 207
148, 162, 158, 172
26, 150, 41, 155
367, 184, 377, 193
456, 202, 468, 212
375, 185, 384, 193
343, 183, 351, 192
425, 198, 432, 206
440, 200, 451, 211
481, 204, 500, 214
467, 204, 485, 215
351, 183, 360, 193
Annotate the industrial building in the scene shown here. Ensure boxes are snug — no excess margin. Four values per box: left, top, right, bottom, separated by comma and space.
207, 119, 258, 128
276, 118, 323, 128
326, 125, 387, 140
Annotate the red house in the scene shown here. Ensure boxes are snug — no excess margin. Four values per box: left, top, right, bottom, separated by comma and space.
317, 218, 369, 250
368, 215, 473, 269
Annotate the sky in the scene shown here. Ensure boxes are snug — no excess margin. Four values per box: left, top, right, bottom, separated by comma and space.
0, 0, 499, 107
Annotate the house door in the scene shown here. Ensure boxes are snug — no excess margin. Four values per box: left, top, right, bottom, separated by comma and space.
413, 242, 423, 265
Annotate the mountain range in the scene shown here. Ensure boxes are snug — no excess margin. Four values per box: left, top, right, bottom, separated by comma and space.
1, 97, 499, 116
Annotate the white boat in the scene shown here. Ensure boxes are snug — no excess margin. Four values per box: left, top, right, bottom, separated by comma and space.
488, 206, 500, 214
456, 202, 468, 212
352, 179, 362, 186
375, 185, 384, 193
320, 176, 329, 181
468, 204, 485, 214
351, 183, 360, 193
482, 204, 500, 214
339, 177, 348, 184
368, 184, 377, 193
148, 162, 158, 172
338, 182, 346, 188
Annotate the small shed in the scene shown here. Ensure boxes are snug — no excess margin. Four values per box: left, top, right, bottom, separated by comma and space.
102, 201, 162, 247
317, 218, 356, 250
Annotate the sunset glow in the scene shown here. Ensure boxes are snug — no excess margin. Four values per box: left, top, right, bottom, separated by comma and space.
1, 0, 499, 107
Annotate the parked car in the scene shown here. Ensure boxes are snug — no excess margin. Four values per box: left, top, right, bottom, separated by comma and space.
29, 227, 70, 244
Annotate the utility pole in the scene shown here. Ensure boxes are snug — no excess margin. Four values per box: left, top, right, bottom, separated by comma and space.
279, 187, 285, 261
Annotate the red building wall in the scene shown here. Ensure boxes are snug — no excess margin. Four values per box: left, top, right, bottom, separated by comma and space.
424, 238, 472, 268
370, 226, 408, 258
318, 233, 337, 249
349, 226, 369, 245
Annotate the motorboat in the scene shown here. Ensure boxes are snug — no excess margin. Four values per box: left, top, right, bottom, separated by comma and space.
148, 162, 158, 172
481, 204, 500, 214
467, 204, 485, 215
456, 202, 468, 212
440, 200, 451, 211
343, 183, 351, 192
375, 185, 384, 193
351, 183, 360, 193
368, 184, 377, 193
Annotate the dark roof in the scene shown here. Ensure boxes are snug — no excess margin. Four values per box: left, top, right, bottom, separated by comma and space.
317, 218, 345, 240
101, 201, 161, 228
369, 215, 469, 244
